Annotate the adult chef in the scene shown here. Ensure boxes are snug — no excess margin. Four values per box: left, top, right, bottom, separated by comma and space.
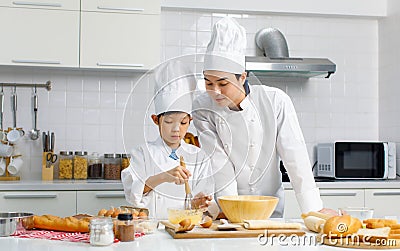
192, 17, 335, 217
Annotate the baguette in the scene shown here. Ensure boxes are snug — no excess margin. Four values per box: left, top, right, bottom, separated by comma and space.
243, 220, 301, 230
33, 215, 90, 232
304, 216, 325, 233
301, 211, 332, 220
363, 218, 398, 227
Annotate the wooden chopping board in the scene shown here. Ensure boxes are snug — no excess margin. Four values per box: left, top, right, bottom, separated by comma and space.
317, 235, 400, 249
160, 220, 305, 239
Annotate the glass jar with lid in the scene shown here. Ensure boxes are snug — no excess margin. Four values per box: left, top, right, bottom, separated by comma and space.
121, 154, 131, 170
73, 151, 88, 179
58, 151, 73, 179
104, 154, 121, 180
115, 213, 135, 242
89, 217, 114, 246
88, 152, 103, 179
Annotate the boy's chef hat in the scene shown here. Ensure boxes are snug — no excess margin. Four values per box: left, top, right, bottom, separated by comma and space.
204, 17, 247, 74
154, 60, 197, 115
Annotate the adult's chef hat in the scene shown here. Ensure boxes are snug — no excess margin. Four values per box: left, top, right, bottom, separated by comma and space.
204, 17, 247, 74
153, 60, 197, 115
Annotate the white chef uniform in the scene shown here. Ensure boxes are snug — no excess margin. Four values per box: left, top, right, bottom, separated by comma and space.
193, 17, 323, 217
121, 60, 216, 219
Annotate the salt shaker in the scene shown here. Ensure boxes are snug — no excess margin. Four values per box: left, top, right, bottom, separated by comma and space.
89, 217, 114, 246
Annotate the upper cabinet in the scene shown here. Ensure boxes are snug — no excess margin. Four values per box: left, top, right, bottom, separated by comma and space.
80, 0, 160, 70
0, 0, 160, 70
0, 0, 80, 67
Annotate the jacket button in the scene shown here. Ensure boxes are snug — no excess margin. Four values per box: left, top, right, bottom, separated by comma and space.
224, 144, 228, 149
250, 165, 255, 170
250, 143, 255, 148
250, 187, 255, 192
250, 118, 255, 122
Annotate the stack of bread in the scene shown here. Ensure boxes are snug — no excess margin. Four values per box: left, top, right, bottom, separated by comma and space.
359, 218, 400, 240
303, 211, 400, 241
97, 206, 148, 219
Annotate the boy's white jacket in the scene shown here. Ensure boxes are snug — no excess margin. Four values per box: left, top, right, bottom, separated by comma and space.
121, 138, 215, 219
192, 85, 323, 217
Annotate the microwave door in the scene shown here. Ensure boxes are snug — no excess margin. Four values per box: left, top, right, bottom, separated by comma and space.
335, 142, 385, 179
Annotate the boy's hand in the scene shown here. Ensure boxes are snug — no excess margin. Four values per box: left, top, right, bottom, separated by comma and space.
192, 192, 212, 209
164, 165, 191, 185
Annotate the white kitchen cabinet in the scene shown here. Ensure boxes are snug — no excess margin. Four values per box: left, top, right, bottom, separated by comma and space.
76, 191, 128, 215
0, 191, 76, 217
80, 4, 160, 70
284, 188, 364, 218
0, 0, 79, 10
0, 6, 79, 67
365, 189, 400, 218
82, 0, 160, 15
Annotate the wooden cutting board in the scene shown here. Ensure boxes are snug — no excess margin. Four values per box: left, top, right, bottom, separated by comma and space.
318, 235, 400, 249
161, 220, 305, 239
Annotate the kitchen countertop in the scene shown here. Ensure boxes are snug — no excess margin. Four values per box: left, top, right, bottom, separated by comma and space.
0, 227, 344, 251
0, 178, 399, 191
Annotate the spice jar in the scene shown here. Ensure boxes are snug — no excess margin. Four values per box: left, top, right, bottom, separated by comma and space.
116, 213, 135, 242
58, 151, 73, 179
73, 151, 88, 179
104, 154, 121, 180
88, 152, 103, 179
121, 154, 130, 170
89, 217, 114, 246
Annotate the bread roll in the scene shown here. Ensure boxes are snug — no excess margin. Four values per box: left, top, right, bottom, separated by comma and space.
363, 218, 398, 227
33, 215, 90, 232
304, 216, 325, 233
98, 209, 107, 216
323, 215, 362, 237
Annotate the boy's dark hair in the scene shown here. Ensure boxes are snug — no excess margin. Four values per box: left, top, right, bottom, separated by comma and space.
157, 111, 190, 120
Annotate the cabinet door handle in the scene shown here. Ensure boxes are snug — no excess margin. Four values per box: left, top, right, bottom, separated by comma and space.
12, 59, 61, 65
12, 1, 62, 7
97, 6, 144, 12
373, 192, 400, 196
320, 192, 357, 197
4, 194, 58, 199
96, 63, 144, 68
95, 193, 125, 199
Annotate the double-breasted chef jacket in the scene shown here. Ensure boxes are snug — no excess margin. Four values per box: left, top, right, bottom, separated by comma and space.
192, 84, 323, 217
121, 137, 214, 219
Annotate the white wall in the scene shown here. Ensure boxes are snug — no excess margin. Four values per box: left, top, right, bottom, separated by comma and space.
0, 9, 380, 180
379, 0, 400, 163
161, 10, 379, 162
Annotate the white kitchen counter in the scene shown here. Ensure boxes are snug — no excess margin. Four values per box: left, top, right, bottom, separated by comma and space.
0, 228, 344, 251
0, 178, 399, 191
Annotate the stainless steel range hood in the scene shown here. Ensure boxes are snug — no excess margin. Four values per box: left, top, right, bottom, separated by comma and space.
245, 28, 336, 78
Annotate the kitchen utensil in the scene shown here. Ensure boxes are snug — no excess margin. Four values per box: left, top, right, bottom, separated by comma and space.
0, 87, 6, 141
180, 156, 192, 210
7, 88, 24, 144
29, 87, 40, 140
46, 152, 57, 165
50, 132, 55, 152
42, 132, 47, 152
217, 195, 279, 223
338, 207, 374, 220
0, 158, 6, 175
0, 212, 34, 237
7, 156, 24, 175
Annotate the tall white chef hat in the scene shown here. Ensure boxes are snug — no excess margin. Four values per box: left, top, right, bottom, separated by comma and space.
153, 60, 197, 115
204, 17, 247, 74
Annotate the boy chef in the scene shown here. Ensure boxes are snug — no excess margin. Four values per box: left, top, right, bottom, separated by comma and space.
192, 17, 335, 217
121, 60, 218, 219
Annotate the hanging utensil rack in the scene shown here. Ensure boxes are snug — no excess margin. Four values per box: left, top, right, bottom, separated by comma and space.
0, 80, 52, 91
0, 80, 52, 181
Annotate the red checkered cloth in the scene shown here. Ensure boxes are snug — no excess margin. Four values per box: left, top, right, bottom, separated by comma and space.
11, 230, 145, 243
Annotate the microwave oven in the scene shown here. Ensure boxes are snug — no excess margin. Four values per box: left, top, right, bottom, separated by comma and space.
316, 142, 397, 179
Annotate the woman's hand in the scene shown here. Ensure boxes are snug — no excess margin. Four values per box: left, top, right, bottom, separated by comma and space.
191, 192, 212, 209
163, 165, 191, 185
